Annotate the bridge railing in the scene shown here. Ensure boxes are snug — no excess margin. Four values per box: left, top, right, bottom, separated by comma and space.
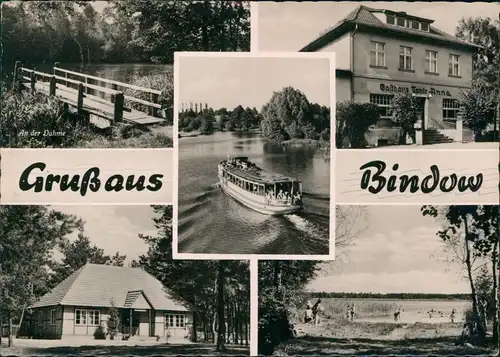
13, 61, 163, 124
53, 63, 163, 118
17, 66, 125, 123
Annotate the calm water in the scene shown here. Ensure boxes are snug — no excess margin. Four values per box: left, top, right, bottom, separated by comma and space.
331, 298, 470, 324
178, 131, 330, 255
35, 63, 172, 83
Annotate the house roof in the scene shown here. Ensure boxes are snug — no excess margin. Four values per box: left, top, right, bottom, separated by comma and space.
300, 5, 481, 52
31, 264, 190, 311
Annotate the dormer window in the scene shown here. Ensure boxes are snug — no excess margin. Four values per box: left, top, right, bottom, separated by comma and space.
386, 13, 431, 32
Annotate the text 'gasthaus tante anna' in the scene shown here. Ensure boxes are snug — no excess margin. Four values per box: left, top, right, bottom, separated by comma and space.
359, 160, 483, 194
19, 162, 163, 196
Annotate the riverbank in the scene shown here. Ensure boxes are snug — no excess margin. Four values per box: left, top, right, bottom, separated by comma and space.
282, 138, 330, 158
277, 320, 495, 355
0, 77, 173, 148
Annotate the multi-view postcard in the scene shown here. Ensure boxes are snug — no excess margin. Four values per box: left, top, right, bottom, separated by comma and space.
0, 0, 499, 357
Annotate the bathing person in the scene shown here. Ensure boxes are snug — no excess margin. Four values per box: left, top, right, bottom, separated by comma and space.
304, 301, 313, 324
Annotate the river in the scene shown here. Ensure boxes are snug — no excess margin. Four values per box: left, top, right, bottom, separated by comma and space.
178, 131, 331, 255
35, 62, 172, 83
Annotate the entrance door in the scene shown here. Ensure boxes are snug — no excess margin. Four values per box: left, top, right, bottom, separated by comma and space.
416, 97, 426, 129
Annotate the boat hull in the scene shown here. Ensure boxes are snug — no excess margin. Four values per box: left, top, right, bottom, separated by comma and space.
219, 174, 303, 215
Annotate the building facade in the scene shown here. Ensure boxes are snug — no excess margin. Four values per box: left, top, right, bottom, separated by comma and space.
27, 264, 194, 342
301, 6, 480, 146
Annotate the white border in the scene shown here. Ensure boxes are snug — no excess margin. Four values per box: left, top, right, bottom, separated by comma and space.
172, 51, 337, 261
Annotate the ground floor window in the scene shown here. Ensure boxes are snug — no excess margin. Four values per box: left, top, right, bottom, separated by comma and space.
165, 313, 185, 328
37, 311, 43, 325
75, 309, 100, 326
370, 94, 394, 119
442, 98, 459, 119
50, 309, 56, 325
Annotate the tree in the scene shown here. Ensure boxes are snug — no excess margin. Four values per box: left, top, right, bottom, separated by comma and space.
134, 206, 250, 347
216, 261, 226, 351
390, 92, 419, 144
199, 113, 216, 135
48, 233, 126, 289
0, 206, 82, 347
258, 261, 322, 355
260, 87, 311, 142
107, 299, 119, 340
458, 83, 495, 139
336, 101, 380, 148
456, 16, 500, 140
422, 205, 499, 342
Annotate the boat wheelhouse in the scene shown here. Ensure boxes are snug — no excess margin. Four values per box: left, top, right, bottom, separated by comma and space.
217, 156, 303, 215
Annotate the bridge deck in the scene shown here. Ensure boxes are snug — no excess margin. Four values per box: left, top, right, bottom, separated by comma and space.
30, 82, 166, 126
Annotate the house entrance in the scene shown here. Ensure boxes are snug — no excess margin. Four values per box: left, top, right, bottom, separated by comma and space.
415, 97, 426, 129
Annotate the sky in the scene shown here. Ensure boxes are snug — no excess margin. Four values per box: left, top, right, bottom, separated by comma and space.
52, 205, 157, 263
256, 1, 499, 51
307, 205, 472, 294
178, 56, 331, 110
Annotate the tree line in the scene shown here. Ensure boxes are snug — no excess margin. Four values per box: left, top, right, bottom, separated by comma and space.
179, 86, 331, 142
179, 106, 262, 135
302, 292, 471, 300
0, 205, 249, 351
1, 1, 250, 67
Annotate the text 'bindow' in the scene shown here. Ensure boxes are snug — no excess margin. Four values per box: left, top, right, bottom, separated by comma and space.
359, 160, 483, 194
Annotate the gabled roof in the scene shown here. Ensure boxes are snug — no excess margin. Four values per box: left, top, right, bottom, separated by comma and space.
300, 5, 481, 52
31, 264, 190, 311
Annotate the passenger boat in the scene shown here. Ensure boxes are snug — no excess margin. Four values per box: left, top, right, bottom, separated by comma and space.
217, 155, 303, 215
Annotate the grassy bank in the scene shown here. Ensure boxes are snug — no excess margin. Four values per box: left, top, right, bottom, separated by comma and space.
278, 320, 495, 355
0, 75, 173, 148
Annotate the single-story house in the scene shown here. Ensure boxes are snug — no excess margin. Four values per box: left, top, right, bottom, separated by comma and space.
29, 263, 194, 342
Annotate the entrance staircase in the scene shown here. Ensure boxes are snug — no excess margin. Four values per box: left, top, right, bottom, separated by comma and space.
423, 129, 454, 144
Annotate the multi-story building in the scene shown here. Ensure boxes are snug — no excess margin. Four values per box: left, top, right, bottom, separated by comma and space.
301, 5, 481, 146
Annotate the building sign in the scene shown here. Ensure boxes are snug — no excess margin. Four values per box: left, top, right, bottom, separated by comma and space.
380, 83, 451, 96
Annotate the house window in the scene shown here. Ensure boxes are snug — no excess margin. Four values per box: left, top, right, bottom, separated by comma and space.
387, 15, 395, 25
370, 41, 386, 67
421, 22, 430, 31
75, 309, 98, 325
165, 313, 185, 328
399, 46, 413, 70
411, 20, 420, 30
396, 17, 406, 27
50, 309, 56, 325
88, 311, 100, 326
37, 311, 43, 325
449, 54, 460, 76
425, 50, 438, 73
443, 99, 460, 119
370, 94, 394, 119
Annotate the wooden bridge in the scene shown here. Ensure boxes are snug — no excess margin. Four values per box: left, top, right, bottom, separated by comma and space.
13, 61, 168, 127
